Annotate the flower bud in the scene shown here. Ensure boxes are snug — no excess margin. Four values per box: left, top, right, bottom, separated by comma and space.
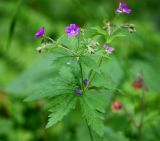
111, 101, 122, 112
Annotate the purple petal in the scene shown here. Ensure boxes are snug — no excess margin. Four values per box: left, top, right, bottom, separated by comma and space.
116, 9, 123, 13
84, 79, 89, 85
75, 26, 80, 32
65, 26, 71, 33
107, 47, 115, 54
67, 32, 78, 37
65, 24, 80, 37
123, 8, 132, 14
116, 2, 131, 14
70, 24, 76, 29
104, 44, 115, 54
104, 44, 109, 49
120, 3, 127, 9
35, 27, 45, 38
75, 89, 82, 95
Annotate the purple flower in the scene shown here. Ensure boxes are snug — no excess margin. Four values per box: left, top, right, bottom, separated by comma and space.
75, 89, 82, 95
84, 79, 89, 85
104, 44, 115, 54
35, 27, 45, 38
116, 3, 131, 14
65, 24, 80, 37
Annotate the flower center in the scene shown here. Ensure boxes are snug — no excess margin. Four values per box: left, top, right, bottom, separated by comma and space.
71, 30, 76, 34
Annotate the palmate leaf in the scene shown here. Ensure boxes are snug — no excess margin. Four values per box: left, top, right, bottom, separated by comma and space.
80, 55, 100, 73
80, 91, 107, 136
59, 66, 75, 82
25, 77, 76, 101
25, 63, 78, 102
57, 35, 78, 52
46, 94, 78, 128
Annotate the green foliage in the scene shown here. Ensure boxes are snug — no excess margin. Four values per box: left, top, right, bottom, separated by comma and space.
4, 54, 57, 96
104, 127, 129, 141
47, 94, 78, 128
80, 91, 107, 136
6, 0, 23, 49
1, 0, 160, 141
25, 78, 74, 101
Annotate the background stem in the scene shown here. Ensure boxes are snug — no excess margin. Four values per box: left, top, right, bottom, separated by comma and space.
137, 87, 145, 140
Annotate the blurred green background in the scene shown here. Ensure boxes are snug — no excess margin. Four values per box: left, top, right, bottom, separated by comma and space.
0, 0, 160, 141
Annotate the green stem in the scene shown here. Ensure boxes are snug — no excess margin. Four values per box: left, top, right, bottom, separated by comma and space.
79, 61, 84, 91
85, 119, 94, 141
77, 34, 84, 91
76, 34, 80, 52
123, 105, 138, 129
77, 35, 93, 140
84, 56, 103, 91
45, 36, 55, 43
137, 87, 145, 140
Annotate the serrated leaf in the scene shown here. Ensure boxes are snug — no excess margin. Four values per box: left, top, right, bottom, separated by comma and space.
25, 78, 75, 101
46, 94, 78, 128
80, 92, 107, 136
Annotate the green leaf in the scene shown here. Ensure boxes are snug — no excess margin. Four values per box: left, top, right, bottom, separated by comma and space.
5, 54, 58, 96
59, 66, 75, 82
46, 94, 78, 128
104, 127, 129, 141
80, 92, 107, 136
81, 55, 100, 73
100, 56, 124, 88
57, 35, 78, 52
91, 27, 107, 36
25, 78, 75, 101
107, 33, 126, 44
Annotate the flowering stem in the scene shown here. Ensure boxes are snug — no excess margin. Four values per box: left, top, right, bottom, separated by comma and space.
45, 36, 55, 43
